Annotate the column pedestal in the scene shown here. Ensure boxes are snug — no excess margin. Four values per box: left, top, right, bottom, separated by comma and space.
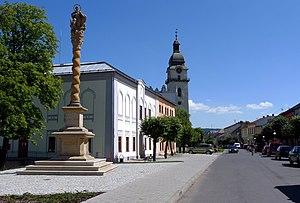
52, 105, 95, 161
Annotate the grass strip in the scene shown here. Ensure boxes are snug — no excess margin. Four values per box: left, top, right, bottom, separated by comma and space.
0, 191, 104, 203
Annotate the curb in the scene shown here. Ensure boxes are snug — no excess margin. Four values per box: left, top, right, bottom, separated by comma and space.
167, 153, 222, 203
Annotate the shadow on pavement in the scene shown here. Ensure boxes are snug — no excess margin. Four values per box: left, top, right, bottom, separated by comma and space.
282, 163, 300, 168
260, 155, 272, 158
272, 158, 289, 161
275, 185, 300, 203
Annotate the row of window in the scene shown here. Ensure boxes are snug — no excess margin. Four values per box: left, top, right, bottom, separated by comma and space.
118, 93, 137, 118
118, 136, 136, 152
139, 106, 152, 120
248, 127, 255, 135
117, 137, 154, 153
158, 105, 174, 116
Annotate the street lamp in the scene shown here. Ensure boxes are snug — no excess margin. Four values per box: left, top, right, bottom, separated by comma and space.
273, 131, 277, 142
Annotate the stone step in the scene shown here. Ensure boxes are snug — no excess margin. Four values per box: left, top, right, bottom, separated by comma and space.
16, 170, 105, 176
99, 164, 118, 173
35, 159, 107, 166
25, 165, 105, 171
16, 159, 117, 176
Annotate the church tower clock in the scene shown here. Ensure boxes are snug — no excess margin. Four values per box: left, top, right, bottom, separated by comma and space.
161, 31, 190, 113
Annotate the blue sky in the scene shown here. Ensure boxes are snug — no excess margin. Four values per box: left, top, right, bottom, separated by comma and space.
5, 0, 300, 129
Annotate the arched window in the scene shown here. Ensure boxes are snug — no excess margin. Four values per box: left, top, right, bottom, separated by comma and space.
178, 88, 182, 97
132, 97, 136, 119
118, 91, 123, 115
125, 95, 130, 117
82, 88, 96, 113
82, 88, 96, 121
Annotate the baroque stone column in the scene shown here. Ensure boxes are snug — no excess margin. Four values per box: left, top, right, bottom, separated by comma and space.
52, 5, 94, 161
70, 5, 86, 106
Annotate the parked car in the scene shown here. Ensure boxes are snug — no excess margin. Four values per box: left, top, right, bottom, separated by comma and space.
275, 145, 293, 160
289, 146, 300, 165
234, 143, 241, 149
228, 145, 239, 153
188, 143, 214, 154
267, 142, 282, 156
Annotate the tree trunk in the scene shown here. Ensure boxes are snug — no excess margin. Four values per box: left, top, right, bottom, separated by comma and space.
178, 145, 182, 153
164, 141, 168, 159
170, 141, 174, 156
0, 137, 10, 168
18, 137, 29, 165
152, 139, 157, 162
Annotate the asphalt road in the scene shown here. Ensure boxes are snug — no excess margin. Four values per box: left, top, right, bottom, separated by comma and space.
178, 149, 300, 203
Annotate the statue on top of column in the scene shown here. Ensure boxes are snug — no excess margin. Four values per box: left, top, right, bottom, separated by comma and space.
70, 5, 86, 50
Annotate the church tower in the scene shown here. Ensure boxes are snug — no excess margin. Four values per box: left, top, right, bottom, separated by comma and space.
161, 31, 190, 112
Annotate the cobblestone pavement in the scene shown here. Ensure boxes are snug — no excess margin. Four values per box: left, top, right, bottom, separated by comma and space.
0, 153, 221, 203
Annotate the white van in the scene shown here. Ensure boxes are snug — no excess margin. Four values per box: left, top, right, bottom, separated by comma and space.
234, 143, 241, 149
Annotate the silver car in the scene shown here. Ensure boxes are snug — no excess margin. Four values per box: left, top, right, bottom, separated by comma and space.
288, 146, 300, 165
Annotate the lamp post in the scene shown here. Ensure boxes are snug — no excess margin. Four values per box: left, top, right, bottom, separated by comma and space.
273, 131, 276, 142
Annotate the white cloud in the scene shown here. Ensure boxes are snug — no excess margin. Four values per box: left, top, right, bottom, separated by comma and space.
246, 102, 273, 110
207, 105, 243, 114
189, 100, 242, 114
189, 100, 210, 111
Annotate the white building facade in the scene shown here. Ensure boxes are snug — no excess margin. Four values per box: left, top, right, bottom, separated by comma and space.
2, 62, 172, 162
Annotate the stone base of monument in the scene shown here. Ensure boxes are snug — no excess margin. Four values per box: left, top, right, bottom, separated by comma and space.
16, 159, 117, 175
17, 105, 117, 176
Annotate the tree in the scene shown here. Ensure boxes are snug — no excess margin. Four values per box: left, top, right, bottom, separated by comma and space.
175, 108, 192, 126
178, 125, 193, 153
0, 2, 62, 168
190, 127, 204, 147
271, 116, 289, 139
260, 123, 274, 142
175, 108, 192, 153
160, 116, 181, 158
289, 116, 300, 145
140, 117, 165, 161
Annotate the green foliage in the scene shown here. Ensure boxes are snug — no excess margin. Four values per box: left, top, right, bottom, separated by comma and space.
160, 116, 181, 142
175, 107, 191, 126
0, 191, 103, 203
0, 1, 62, 142
190, 127, 204, 146
178, 125, 193, 146
260, 123, 274, 141
175, 108, 193, 149
290, 116, 300, 140
140, 117, 165, 141
260, 115, 300, 145
271, 116, 289, 138
204, 136, 215, 145
218, 136, 235, 147
140, 117, 166, 161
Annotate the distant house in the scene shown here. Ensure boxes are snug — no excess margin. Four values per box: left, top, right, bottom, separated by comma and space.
221, 122, 245, 142
280, 103, 300, 119
241, 115, 275, 144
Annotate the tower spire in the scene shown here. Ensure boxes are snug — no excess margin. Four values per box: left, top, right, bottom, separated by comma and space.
173, 29, 180, 53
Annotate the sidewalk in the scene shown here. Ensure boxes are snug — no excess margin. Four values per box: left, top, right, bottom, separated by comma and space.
0, 153, 221, 202
85, 153, 221, 203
